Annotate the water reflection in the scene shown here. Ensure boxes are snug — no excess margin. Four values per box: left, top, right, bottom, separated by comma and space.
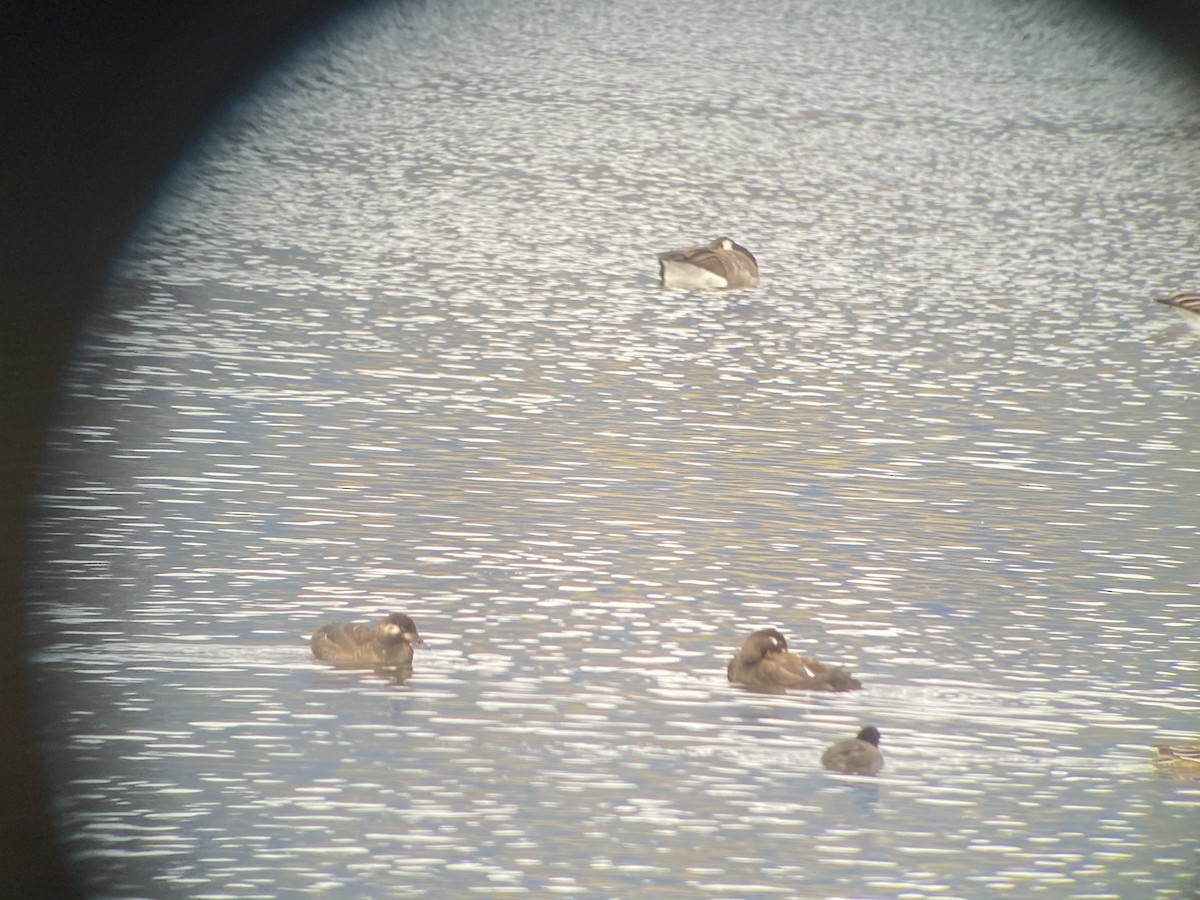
27, 0, 1200, 895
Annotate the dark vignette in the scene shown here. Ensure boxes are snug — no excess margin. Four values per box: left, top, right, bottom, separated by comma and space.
0, 0, 1195, 895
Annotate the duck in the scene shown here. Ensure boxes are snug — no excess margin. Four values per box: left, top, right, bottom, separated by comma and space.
726, 628, 862, 693
658, 237, 760, 289
1152, 741, 1200, 778
1155, 292, 1200, 313
1155, 292, 1200, 329
310, 612, 423, 668
821, 725, 885, 775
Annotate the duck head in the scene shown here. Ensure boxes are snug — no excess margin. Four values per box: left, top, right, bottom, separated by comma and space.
381, 613, 424, 646
856, 725, 881, 747
762, 627, 789, 654
739, 628, 788, 661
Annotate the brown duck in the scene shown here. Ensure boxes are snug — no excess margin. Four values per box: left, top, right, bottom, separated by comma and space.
1153, 741, 1200, 779
821, 726, 885, 775
311, 612, 423, 668
658, 237, 760, 290
1155, 292, 1200, 329
1155, 291, 1200, 315
727, 628, 862, 692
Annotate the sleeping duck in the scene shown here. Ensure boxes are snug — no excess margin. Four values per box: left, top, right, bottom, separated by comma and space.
658, 237, 760, 289
311, 612, 423, 668
821, 725, 885, 775
726, 628, 862, 693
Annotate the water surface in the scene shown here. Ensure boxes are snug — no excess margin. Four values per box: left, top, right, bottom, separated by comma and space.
28, 0, 1200, 896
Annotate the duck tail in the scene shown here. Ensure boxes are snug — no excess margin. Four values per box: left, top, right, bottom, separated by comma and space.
826, 670, 863, 692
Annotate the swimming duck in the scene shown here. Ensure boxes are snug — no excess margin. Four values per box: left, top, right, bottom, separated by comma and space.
1155, 292, 1200, 329
821, 725, 885, 775
1153, 741, 1200, 778
310, 612, 423, 668
658, 237, 760, 289
726, 628, 862, 693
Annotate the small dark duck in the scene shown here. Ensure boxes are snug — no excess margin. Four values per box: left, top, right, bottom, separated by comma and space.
658, 237, 760, 289
311, 612, 423, 668
726, 628, 862, 693
1155, 292, 1200, 329
821, 725, 885, 775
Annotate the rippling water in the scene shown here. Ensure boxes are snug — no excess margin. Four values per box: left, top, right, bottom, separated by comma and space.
26, 0, 1200, 895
